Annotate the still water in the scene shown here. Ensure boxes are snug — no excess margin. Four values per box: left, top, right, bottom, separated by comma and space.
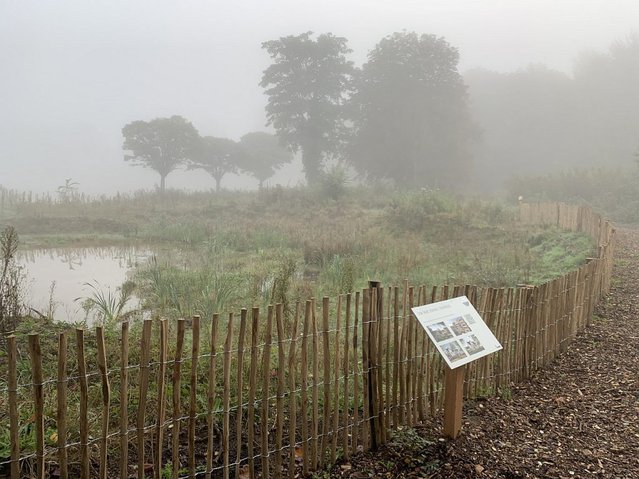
17, 246, 151, 323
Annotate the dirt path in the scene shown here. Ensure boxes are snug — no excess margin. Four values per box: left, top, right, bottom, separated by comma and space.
327, 227, 639, 479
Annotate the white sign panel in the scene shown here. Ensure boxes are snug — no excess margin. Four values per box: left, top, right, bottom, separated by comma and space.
412, 295, 502, 369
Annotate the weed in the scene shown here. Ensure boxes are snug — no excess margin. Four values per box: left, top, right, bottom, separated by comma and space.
133, 256, 247, 318
319, 164, 350, 201
269, 255, 298, 324
76, 279, 136, 326
319, 255, 356, 296
475, 385, 495, 398
499, 386, 513, 400
0, 225, 25, 341
385, 189, 458, 232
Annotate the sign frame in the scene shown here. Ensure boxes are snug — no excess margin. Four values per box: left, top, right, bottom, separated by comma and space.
412, 295, 502, 369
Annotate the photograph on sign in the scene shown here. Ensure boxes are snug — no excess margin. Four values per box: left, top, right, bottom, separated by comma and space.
412, 295, 502, 369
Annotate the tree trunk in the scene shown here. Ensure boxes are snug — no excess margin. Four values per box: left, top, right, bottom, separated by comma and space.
160, 174, 167, 193
215, 176, 222, 192
302, 149, 322, 186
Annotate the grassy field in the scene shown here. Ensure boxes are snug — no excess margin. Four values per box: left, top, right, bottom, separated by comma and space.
0, 185, 596, 323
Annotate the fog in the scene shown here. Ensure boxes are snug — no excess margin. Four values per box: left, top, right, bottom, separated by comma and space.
1, 0, 638, 195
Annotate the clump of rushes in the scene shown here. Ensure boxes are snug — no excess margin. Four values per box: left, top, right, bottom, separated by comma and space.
76, 280, 136, 326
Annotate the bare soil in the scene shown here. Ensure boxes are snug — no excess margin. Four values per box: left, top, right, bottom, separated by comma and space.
324, 227, 639, 479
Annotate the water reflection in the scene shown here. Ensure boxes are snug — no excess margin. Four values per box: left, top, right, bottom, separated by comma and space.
17, 246, 151, 323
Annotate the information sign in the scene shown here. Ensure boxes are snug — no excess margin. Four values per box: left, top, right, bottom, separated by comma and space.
412, 295, 502, 369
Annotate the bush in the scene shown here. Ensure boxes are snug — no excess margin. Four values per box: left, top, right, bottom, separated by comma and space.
385, 189, 458, 231
319, 164, 350, 200
0, 226, 25, 341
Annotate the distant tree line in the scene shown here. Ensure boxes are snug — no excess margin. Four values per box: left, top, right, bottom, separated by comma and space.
122, 31, 475, 191
122, 32, 639, 192
122, 118, 292, 192
467, 35, 639, 190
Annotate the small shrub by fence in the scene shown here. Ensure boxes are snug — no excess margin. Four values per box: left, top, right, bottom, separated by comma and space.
0, 202, 614, 478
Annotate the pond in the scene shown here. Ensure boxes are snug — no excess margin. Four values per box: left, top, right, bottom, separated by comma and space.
17, 246, 152, 323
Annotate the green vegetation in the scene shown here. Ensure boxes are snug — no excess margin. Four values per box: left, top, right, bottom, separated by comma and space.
526, 230, 595, 283
76, 279, 136, 326
0, 186, 601, 476
0, 226, 24, 340
0, 186, 596, 322
508, 166, 639, 224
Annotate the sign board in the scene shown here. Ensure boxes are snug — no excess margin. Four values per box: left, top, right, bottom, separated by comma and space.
412, 295, 502, 369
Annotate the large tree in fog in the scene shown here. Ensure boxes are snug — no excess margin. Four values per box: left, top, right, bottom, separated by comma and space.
122, 115, 199, 192
465, 66, 578, 190
239, 132, 293, 187
260, 32, 354, 185
465, 36, 639, 192
573, 36, 639, 165
348, 32, 475, 187
190, 136, 249, 191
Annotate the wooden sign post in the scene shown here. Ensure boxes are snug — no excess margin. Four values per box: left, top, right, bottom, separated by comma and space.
412, 296, 502, 440
443, 365, 465, 439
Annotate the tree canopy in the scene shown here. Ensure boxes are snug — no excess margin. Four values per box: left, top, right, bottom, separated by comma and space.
347, 32, 476, 187
122, 115, 199, 191
260, 32, 354, 185
239, 132, 293, 187
465, 66, 577, 189
190, 136, 250, 191
466, 35, 639, 190
572, 35, 639, 165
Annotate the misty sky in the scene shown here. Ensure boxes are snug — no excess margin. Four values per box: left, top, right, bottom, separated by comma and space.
1, 0, 638, 195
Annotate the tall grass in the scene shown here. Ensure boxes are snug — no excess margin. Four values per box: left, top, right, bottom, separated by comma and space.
76, 280, 136, 326
0, 226, 24, 341
3, 185, 597, 321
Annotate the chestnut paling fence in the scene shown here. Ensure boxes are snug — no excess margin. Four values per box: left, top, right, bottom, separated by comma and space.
1, 202, 615, 479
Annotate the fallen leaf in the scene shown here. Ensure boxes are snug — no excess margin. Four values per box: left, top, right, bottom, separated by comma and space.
238, 464, 250, 479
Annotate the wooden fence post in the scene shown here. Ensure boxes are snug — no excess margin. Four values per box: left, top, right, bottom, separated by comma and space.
137, 320, 153, 479
8, 335, 19, 479
155, 319, 168, 479
171, 319, 186, 479
96, 327, 110, 479
234, 311, 246, 479
189, 315, 201, 478
28, 334, 45, 479
76, 329, 90, 479
57, 332, 68, 479
120, 322, 130, 479
367, 280, 384, 450
443, 365, 465, 439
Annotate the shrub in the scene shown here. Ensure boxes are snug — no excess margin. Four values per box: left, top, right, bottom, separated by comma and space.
319, 164, 350, 200
0, 226, 25, 341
